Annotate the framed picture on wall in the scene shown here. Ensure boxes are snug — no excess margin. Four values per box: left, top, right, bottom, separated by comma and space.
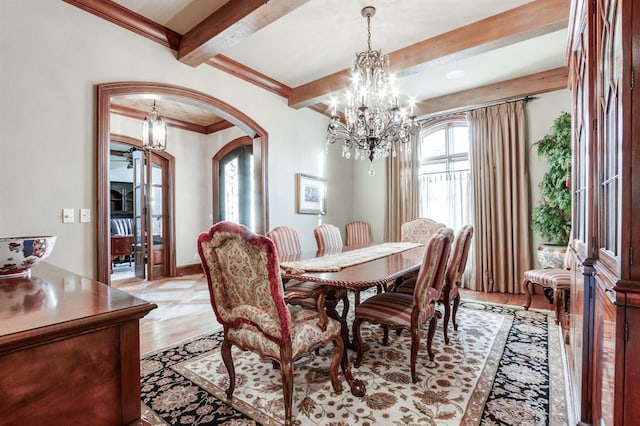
296, 173, 326, 215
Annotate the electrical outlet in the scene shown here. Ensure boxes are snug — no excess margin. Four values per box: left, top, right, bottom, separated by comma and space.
62, 208, 74, 223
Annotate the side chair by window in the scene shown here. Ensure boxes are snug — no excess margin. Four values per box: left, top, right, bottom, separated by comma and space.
352, 227, 453, 383
198, 221, 344, 425
400, 217, 446, 244
522, 247, 572, 324
396, 225, 474, 344
346, 221, 372, 246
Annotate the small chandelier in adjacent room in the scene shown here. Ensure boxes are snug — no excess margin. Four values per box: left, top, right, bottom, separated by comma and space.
327, 6, 419, 175
142, 100, 167, 151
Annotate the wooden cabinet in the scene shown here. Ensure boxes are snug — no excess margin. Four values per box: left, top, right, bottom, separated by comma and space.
0, 263, 156, 424
110, 181, 133, 218
567, 0, 640, 423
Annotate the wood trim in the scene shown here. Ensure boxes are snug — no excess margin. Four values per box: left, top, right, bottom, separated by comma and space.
415, 67, 569, 116
176, 263, 203, 276
288, 0, 571, 108
207, 55, 292, 98
62, 0, 181, 50
110, 104, 223, 135
178, 0, 311, 67
98, 82, 269, 284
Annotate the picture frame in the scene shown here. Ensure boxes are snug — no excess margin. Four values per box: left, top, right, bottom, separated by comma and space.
296, 173, 326, 215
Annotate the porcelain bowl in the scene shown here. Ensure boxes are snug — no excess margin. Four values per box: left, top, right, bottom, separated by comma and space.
0, 236, 57, 278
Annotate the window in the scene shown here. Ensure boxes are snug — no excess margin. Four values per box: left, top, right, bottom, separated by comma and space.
219, 144, 254, 229
418, 120, 471, 231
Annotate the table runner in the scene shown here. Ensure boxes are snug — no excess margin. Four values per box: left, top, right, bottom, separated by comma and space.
279, 242, 422, 274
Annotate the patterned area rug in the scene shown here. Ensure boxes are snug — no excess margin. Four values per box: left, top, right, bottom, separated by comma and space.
140, 299, 567, 425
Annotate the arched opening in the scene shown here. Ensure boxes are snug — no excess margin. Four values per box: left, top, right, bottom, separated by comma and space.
97, 82, 269, 284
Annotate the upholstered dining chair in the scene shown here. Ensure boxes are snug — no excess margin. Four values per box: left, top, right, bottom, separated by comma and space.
267, 225, 349, 329
352, 227, 453, 383
346, 221, 372, 246
198, 221, 344, 425
401, 218, 446, 243
396, 225, 474, 344
522, 247, 572, 324
314, 224, 343, 252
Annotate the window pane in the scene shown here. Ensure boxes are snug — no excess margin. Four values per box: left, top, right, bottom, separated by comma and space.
421, 129, 446, 158
223, 158, 239, 223
452, 126, 469, 154
451, 160, 469, 171
420, 162, 447, 174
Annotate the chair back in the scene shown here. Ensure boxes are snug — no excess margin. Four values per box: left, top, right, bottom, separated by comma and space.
401, 218, 446, 244
346, 221, 372, 246
267, 226, 302, 257
198, 221, 291, 344
314, 224, 343, 251
446, 225, 474, 288
413, 228, 453, 320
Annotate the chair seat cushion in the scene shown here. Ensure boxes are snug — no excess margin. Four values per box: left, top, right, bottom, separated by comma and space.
355, 292, 436, 327
227, 305, 341, 359
524, 269, 572, 289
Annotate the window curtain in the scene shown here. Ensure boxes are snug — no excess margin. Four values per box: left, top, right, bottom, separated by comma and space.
418, 170, 472, 232
466, 101, 531, 293
385, 140, 418, 241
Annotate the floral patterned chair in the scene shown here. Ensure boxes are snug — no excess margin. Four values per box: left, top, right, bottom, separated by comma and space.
400, 217, 446, 243
396, 225, 474, 344
352, 227, 453, 383
345, 221, 372, 246
198, 221, 344, 425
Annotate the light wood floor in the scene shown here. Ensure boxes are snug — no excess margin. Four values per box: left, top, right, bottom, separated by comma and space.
112, 274, 553, 355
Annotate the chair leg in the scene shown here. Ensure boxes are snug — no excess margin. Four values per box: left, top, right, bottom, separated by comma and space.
382, 324, 390, 346
279, 344, 294, 426
221, 338, 235, 399
353, 318, 364, 368
522, 278, 532, 310
354, 289, 361, 306
553, 288, 563, 325
426, 312, 440, 362
452, 292, 461, 331
410, 322, 421, 383
329, 336, 344, 394
441, 287, 451, 344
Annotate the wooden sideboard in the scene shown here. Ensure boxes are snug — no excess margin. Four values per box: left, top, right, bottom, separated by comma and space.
0, 263, 156, 425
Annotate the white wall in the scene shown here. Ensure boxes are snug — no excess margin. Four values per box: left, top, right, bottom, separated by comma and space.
0, 1, 351, 277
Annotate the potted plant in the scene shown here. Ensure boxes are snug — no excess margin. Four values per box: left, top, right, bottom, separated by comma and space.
532, 112, 572, 268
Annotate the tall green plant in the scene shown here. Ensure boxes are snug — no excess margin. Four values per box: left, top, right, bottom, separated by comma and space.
531, 112, 572, 245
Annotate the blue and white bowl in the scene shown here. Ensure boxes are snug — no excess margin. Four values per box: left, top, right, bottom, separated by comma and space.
0, 236, 56, 278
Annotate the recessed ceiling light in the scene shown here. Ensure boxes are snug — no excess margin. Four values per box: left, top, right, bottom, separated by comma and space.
445, 69, 466, 80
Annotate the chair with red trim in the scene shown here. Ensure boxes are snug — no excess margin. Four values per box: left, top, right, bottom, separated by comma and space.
198, 221, 344, 425
396, 225, 474, 344
352, 227, 453, 383
522, 247, 572, 324
346, 221, 372, 246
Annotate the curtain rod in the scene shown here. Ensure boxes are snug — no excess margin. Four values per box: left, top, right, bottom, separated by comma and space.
418, 95, 536, 124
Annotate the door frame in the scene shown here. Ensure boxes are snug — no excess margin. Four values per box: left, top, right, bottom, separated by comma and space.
97, 81, 269, 284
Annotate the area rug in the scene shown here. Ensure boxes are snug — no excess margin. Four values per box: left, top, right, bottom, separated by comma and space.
139, 299, 567, 425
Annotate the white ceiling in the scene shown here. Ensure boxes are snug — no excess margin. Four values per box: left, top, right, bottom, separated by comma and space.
105, 0, 569, 124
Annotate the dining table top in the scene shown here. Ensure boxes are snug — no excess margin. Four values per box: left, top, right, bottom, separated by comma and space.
279, 243, 425, 290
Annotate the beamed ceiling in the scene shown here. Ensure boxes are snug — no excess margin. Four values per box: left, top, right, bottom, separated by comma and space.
64, 0, 571, 133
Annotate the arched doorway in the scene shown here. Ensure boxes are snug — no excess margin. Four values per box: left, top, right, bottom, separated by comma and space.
97, 82, 269, 284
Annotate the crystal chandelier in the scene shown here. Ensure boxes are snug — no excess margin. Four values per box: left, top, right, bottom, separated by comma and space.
327, 6, 418, 175
142, 100, 167, 151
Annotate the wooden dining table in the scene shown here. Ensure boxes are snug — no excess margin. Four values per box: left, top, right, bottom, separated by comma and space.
280, 242, 425, 398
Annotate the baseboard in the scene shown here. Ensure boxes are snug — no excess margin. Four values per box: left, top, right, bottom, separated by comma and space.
176, 263, 203, 276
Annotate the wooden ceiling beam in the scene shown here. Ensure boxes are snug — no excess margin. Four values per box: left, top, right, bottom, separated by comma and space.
288, 0, 570, 109
414, 66, 569, 117
178, 0, 311, 67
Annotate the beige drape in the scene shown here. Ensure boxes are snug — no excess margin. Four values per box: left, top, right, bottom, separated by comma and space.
466, 101, 531, 293
385, 140, 418, 242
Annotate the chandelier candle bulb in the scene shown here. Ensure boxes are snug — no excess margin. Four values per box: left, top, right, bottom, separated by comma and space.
326, 6, 418, 169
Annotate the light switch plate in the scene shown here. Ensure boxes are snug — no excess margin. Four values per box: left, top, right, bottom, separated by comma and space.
62, 208, 74, 223
80, 208, 90, 223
